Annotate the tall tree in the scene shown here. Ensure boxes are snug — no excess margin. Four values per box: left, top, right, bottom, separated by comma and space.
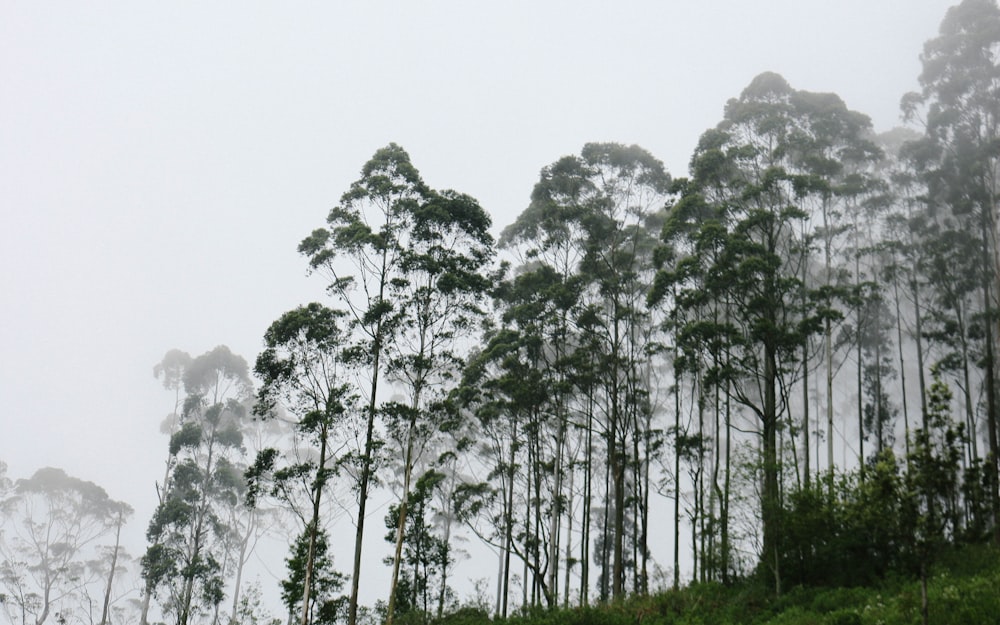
280, 528, 346, 625
383, 188, 494, 625
383, 470, 451, 623
456, 292, 561, 613
141, 349, 194, 625
141, 346, 253, 625
902, 0, 1000, 535
247, 303, 354, 625
298, 144, 494, 624
502, 143, 670, 601
787, 91, 882, 486
96, 500, 134, 625
499, 153, 590, 607
299, 144, 429, 625
652, 73, 847, 594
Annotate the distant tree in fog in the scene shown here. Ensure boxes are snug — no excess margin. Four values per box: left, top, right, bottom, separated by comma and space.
141, 346, 253, 625
0, 467, 129, 625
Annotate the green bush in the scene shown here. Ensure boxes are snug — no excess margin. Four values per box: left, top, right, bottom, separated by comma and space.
807, 587, 874, 615
927, 569, 1000, 625
822, 610, 860, 625
435, 606, 492, 625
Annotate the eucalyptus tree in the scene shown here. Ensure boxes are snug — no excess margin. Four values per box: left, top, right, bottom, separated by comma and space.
246, 303, 355, 625
138, 349, 195, 624
299, 144, 430, 625
298, 145, 495, 623
141, 346, 253, 625
651, 73, 846, 594
499, 153, 592, 606
918, 220, 986, 465
382, 188, 494, 625
428, 446, 465, 619
877, 127, 931, 458
504, 143, 669, 600
653, 187, 732, 584
455, 311, 553, 615
95, 500, 134, 625
857, 285, 900, 455
576, 143, 670, 599
784, 90, 882, 485
280, 528, 346, 625
0, 468, 127, 625
902, 0, 1000, 530
383, 470, 451, 622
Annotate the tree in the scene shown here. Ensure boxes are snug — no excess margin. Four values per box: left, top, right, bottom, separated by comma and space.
281, 528, 346, 625
652, 73, 849, 594
141, 346, 253, 625
569, 144, 669, 600
140, 349, 195, 625
455, 318, 542, 617
499, 143, 670, 602
299, 144, 429, 625
299, 145, 494, 625
247, 303, 354, 625
96, 500, 134, 625
0, 468, 127, 625
383, 470, 451, 624
905, 369, 964, 625
382, 188, 494, 625
902, 0, 1000, 536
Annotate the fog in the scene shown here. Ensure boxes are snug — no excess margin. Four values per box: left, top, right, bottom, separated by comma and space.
0, 0, 959, 618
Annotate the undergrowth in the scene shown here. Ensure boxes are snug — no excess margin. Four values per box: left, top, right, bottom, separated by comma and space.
427, 544, 1000, 625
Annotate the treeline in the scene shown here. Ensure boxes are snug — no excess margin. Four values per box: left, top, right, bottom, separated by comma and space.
3, 2, 1000, 625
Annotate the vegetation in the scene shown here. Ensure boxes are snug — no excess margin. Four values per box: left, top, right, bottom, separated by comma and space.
3, 2, 1000, 624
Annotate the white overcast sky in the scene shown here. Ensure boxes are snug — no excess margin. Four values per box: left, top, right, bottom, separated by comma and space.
0, 0, 960, 603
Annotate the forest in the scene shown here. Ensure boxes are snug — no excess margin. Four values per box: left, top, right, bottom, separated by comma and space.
3, 1, 1000, 624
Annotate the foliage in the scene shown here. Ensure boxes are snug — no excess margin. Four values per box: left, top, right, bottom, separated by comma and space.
652, 72, 875, 591
403, 543, 1000, 625
119, 2, 1000, 621
281, 526, 347, 625
298, 143, 495, 625
0, 467, 130, 625
249, 302, 355, 625
141, 346, 254, 625
231, 580, 282, 625
384, 470, 453, 623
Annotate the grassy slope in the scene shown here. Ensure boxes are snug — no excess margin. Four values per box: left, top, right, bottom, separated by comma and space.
432, 545, 1000, 625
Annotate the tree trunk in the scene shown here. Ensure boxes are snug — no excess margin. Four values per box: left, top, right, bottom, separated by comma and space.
802, 339, 810, 488
229, 521, 251, 625
386, 413, 417, 625
826, 316, 835, 495
581, 387, 594, 606
892, 275, 911, 460
856, 306, 865, 475
673, 360, 682, 591
500, 423, 517, 618
300, 421, 330, 625
980, 212, 1000, 539
762, 343, 781, 596
348, 332, 382, 625
546, 415, 565, 606
100, 510, 125, 625
610, 312, 626, 600
563, 460, 575, 608
823, 200, 836, 495
722, 375, 732, 585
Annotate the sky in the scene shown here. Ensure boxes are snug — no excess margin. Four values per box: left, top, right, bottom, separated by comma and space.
0, 0, 963, 612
